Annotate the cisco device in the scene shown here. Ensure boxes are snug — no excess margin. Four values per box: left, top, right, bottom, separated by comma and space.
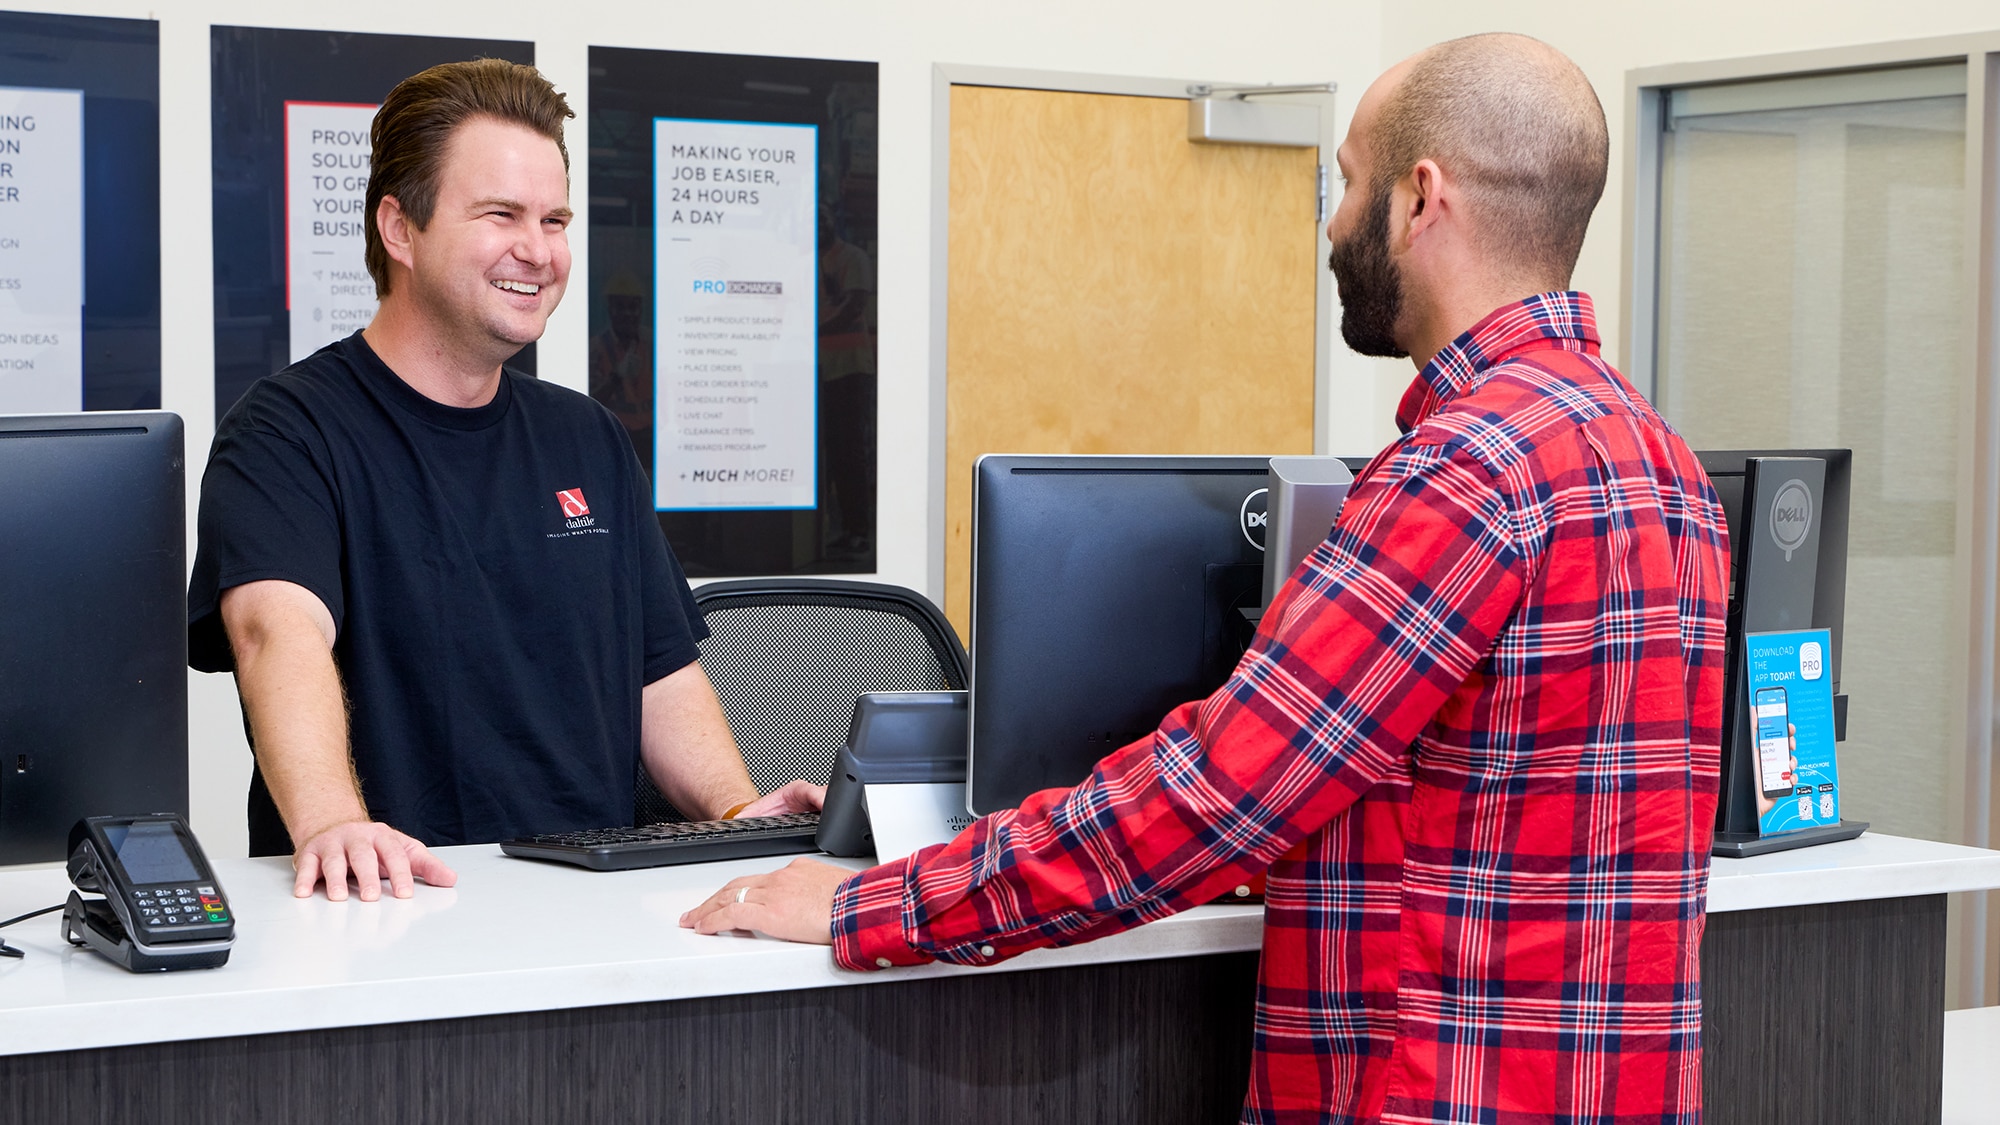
62, 814, 233, 972
1753, 686, 1793, 799
816, 692, 969, 858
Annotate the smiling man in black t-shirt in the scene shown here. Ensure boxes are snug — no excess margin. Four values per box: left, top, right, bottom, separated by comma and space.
188, 60, 820, 901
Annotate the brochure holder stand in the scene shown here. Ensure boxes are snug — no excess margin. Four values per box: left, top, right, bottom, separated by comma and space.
1711, 456, 1865, 859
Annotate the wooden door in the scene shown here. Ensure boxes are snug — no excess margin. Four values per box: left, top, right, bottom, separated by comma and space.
945, 85, 1320, 636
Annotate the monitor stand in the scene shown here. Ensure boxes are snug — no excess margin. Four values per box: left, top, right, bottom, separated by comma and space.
1712, 820, 1868, 859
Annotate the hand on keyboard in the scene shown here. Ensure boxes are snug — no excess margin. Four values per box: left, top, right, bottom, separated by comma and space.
735, 780, 827, 819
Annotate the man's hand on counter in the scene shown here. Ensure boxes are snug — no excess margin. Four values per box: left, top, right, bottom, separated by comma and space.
733, 780, 826, 819
293, 820, 459, 901
679, 856, 846, 944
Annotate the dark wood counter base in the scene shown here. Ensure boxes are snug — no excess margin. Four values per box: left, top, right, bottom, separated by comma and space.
0, 951, 1261, 1125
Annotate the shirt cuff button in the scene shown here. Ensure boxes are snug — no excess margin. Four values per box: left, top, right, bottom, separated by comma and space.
874, 957, 893, 969
1235, 885, 1251, 897
979, 944, 996, 958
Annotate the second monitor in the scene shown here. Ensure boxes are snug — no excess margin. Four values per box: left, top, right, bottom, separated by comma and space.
966, 454, 1359, 815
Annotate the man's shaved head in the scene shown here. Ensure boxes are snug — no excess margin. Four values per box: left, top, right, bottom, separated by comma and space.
1370, 33, 1608, 285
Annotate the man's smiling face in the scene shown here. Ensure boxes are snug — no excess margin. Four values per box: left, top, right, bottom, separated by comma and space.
403, 114, 572, 353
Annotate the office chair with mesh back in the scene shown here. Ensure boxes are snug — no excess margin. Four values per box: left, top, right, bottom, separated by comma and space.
634, 579, 970, 825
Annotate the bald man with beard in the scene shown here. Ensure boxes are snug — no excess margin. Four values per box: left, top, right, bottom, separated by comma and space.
683, 34, 1730, 1124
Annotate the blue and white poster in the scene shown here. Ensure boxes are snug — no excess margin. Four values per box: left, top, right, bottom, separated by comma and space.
1746, 628, 1841, 835
652, 117, 818, 511
0, 86, 83, 412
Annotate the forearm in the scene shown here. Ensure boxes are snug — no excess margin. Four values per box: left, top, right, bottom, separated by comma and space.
640, 661, 758, 820
236, 636, 364, 843
833, 697, 1300, 969
223, 583, 366, 845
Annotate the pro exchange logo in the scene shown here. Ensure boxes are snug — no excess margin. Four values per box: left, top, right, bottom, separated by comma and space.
690, 280, 783, 296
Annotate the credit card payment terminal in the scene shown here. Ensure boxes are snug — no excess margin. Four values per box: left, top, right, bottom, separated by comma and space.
62, 814, 234, 971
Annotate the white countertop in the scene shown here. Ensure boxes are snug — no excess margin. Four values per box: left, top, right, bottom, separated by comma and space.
0, 846, 1262, 1057
1706, 832, 2000, 913
0, 831, 1995, 1057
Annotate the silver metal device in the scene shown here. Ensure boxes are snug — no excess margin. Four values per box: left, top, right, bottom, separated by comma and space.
1186, 82, 1334, 147
1263, 455, 1354, 606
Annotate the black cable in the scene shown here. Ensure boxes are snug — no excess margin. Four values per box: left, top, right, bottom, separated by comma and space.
0, 903, 67, 960
0, 904, 64, 930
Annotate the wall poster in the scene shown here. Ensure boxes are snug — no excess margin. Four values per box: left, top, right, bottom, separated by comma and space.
283, 101, 378, 364
0, 12, 158, 413
210, 27, 532, 417
0, 85, 82, 412
652, 118, 818, 511
591, 48, 879, 576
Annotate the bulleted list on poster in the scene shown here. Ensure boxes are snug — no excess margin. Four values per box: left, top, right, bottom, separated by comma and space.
653, 117, 817, 511
286, 102, 378, 363
0, 86, 83, 413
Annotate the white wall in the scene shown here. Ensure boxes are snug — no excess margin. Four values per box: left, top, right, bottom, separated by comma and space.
15, 0, 1380, 856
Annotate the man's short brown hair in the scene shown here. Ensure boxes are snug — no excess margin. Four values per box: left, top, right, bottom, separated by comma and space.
364, 58, 574, 297
1371, 34, 1608, 286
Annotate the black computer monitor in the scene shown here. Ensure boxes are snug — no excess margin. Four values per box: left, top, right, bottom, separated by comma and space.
965, 455, 1273, 814
0, 412, 188, 864
1696, 449, 1854, 849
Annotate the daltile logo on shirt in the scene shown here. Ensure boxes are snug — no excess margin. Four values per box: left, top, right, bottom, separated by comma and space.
557, 488, 596, 530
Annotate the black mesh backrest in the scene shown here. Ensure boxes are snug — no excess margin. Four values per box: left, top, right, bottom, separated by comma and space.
635, 580, 969, 825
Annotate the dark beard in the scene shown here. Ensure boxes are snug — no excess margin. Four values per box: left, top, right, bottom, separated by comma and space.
1327, 184, 1407, 359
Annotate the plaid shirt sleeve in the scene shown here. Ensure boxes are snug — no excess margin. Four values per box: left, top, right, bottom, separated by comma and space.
831, 436, 1533, 970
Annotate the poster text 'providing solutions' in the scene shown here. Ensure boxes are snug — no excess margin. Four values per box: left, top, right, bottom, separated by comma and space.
0, 87, 82, 412
286, 102, 378, 363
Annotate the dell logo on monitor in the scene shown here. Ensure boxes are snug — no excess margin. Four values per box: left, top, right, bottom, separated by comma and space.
1770, 479, 1813, 562
1240, 488, 1268, 551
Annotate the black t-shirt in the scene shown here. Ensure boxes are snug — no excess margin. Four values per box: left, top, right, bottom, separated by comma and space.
188, 332, 706, 853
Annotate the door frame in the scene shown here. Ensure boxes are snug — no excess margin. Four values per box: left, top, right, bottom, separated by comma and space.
926, 63, 1339, 601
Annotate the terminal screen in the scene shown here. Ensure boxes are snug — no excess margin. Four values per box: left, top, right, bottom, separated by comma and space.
105, 821, 201, 885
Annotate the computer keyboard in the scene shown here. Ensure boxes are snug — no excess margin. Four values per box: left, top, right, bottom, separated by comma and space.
500, 812, 823, 871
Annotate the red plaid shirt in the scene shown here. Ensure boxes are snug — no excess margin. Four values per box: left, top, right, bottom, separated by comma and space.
832, 293, 1728, 1124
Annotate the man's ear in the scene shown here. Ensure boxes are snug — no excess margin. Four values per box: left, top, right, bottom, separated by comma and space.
1400, 158, 1447, 249
377, 195, 416, 272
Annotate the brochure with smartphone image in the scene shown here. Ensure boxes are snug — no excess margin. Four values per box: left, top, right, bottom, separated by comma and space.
1745, 629, 1840, 836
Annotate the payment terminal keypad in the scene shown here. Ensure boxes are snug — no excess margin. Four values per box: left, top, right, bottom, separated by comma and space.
130, 884, 229, 929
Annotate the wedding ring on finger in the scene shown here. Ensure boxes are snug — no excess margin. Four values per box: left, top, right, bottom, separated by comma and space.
735, 886, 749, 904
